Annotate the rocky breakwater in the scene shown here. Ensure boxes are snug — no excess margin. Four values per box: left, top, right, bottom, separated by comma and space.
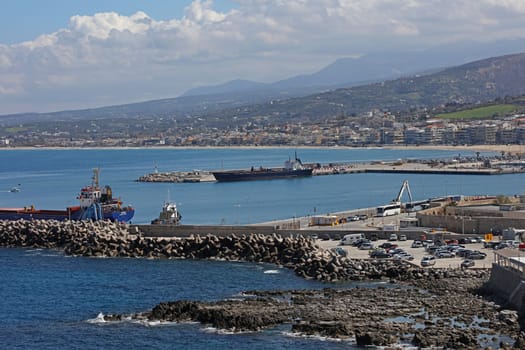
0, 219, 418, 282
0, 219, 494, 284
0, 219, 131, 250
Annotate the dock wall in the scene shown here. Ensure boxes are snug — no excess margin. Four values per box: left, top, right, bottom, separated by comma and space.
486, 264, 525, 312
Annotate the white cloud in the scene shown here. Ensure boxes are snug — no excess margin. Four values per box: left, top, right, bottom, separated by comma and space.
1, 0, 525, 114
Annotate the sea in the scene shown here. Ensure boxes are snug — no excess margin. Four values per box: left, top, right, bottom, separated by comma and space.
0, 147, 522, 349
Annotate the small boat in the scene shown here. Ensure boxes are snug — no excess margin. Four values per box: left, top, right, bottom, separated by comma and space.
9, 185, 21, 193
151, 201, 182, 225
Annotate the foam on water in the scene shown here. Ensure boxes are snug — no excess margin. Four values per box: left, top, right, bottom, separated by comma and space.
86, 312, 107, 324
282, 331, 352, 343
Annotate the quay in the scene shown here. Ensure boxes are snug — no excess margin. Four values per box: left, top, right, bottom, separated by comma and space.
136, 157, 525, 182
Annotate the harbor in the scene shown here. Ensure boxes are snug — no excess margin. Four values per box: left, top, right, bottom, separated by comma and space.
2, 148, 525, 349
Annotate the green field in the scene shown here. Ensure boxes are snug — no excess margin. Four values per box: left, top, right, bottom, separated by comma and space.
4, 126, 27, 133
436, 104, 517, 120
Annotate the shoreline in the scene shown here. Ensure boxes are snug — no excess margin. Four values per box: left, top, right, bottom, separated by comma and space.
0, 144, 524, 154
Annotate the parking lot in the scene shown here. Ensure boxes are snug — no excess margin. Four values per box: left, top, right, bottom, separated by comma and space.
317, 237, 497, 269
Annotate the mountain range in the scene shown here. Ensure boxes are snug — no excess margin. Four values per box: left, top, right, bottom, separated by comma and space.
2, 40, 525, 126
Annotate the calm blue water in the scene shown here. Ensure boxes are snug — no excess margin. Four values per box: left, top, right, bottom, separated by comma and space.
0, 147, 522, 349
0, 147, 518, 225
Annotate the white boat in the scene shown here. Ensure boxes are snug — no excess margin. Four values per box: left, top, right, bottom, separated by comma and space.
151, 201, 182, 225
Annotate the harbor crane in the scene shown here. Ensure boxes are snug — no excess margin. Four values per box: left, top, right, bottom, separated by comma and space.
393, 180, 413, 205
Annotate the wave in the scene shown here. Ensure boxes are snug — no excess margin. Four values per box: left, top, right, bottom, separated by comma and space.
202, 326, 255, 335
87, 312, 196, 327
86, 312, 108, 324
282, 331, 353, 343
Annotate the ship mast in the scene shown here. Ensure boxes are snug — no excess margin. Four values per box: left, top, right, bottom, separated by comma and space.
92, 168, 100, 189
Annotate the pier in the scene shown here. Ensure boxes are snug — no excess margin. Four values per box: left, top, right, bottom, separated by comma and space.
136, 157, 525, 182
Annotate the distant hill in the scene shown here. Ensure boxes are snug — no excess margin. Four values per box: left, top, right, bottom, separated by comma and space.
208, 52, 525, 122
2, 46, 525, 126
183, 38, 525, 97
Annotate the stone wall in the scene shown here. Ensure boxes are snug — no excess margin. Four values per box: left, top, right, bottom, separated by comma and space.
417, 213, 525, 234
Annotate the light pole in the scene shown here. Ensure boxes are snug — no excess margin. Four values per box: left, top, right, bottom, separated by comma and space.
234, 203, 241, 225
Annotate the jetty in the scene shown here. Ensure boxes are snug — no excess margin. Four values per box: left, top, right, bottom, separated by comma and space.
136, 156, 525, 183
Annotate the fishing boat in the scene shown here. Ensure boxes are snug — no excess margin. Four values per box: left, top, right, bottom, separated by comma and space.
0, 168, 134, 222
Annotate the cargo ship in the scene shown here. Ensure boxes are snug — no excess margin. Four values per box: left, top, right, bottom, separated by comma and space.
0, 168, 134, 222
212, 154, 313, 182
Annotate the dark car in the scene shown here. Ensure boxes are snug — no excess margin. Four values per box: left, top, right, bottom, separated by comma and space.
466, 251, 487, 260
484, 241, 500, 249
379, 242, 398, 250
461, 259, 475, 268
319, 233, 331, 241
370, 250, 391, 259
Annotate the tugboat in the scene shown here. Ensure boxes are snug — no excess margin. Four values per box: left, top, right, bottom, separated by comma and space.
151, 201, 182, 225
0, 168, 134, 222
151, 190, 182, 225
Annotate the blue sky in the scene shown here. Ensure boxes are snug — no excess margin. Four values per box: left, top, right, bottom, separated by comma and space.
0, 1, 236, 44
1, 0, 525, 115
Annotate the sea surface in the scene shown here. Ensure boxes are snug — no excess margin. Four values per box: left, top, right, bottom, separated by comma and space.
0, 147, 522, 349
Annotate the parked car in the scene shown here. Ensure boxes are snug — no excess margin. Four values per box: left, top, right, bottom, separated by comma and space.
436, 250, 455, 258
379, 242, 398, 250
370, 250, 391, 259
353, 238, 369, 247
466, 251, 487, 260
461, 259, 475, 268
388, 234, 398, 241
319, 233, 331, 241
394, 253, 414, 261
330, 247, 348, 257
484, 241, 500, 249
421, 255, 436, 267
399, 234, 407, 241
456, 249, 473, 258
359, 242, 374, 250
358, 214, 368, 220
411, 240, 423, 248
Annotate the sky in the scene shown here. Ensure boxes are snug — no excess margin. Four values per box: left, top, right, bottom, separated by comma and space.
1, 0, 525, 115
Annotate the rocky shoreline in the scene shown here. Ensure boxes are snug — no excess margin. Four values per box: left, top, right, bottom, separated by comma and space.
1, 219, 523, 348
105, 278, 522, 349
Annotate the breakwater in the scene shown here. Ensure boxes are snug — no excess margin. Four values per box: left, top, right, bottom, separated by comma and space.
136, 156, 525, 182
0, 219, 482, 283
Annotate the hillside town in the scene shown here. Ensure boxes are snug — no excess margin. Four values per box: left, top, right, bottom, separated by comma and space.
1, 108, 525, 148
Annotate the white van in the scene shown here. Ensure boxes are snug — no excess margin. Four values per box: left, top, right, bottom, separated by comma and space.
340, 233, 366, 245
